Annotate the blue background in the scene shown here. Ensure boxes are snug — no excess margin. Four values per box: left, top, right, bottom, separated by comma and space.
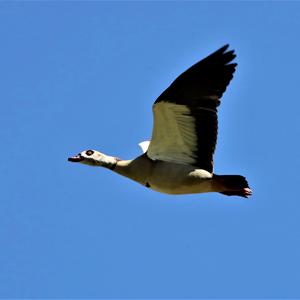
1, 1, 300, 298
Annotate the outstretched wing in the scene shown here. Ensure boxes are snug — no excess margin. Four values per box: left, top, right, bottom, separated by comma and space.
146, 45, 237, 172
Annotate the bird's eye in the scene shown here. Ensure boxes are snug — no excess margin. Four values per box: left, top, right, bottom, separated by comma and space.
86, 150, 94, 156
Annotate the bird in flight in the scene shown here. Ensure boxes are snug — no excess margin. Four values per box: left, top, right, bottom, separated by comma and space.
69, 45, 252, 198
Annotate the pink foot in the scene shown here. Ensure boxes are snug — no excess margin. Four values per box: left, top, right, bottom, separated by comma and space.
243, 188, 252, 198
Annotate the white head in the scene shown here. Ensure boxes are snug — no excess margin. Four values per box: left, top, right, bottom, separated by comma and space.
68, 150, 118, 169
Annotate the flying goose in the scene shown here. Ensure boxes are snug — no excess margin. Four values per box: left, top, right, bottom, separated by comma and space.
69, 45, 252, 198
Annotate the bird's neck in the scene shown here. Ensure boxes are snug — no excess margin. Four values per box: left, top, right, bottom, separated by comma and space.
98, 154, 121, 170
98, 154, 149, 187
111, 155, 151, 186
113, 159, 133, 174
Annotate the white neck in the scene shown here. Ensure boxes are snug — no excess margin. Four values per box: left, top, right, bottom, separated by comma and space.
98, 153, 118, 169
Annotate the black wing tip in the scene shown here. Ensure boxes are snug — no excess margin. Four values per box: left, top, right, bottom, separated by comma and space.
154, 43, 237, 104
204, 44, 236, 65
216, 43, 235, 53
215, 44, 237, 65
228, 62, 238, 68
220, 44, 230, 52
219, 44, 235, 52
214, 44, 232, 55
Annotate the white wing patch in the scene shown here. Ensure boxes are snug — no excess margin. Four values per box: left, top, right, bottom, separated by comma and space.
138, 141, 150, 153
147, 102, 198, 165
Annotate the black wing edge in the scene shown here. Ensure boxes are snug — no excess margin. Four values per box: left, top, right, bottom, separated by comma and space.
155, 44, 237, 104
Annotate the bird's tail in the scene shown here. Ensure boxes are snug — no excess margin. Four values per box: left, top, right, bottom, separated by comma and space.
213, 175, 252, 198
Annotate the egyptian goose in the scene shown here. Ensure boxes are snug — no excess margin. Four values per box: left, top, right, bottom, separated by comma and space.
69, 45, 252, 198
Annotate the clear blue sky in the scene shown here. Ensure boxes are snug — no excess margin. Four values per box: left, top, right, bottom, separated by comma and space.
1, 1, 300, 298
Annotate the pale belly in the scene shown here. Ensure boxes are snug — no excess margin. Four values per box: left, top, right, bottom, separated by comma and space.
149, 181, 214, 195
146, 162, 214, 195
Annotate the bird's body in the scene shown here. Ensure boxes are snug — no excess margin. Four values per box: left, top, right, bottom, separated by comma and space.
114, 154, 213, 195
69, 44, 252, 198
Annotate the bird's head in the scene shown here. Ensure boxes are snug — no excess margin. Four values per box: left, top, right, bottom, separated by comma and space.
68, 150, 109, 167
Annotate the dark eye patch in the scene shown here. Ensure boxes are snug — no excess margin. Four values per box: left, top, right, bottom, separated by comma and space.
86, 150, 94, 156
